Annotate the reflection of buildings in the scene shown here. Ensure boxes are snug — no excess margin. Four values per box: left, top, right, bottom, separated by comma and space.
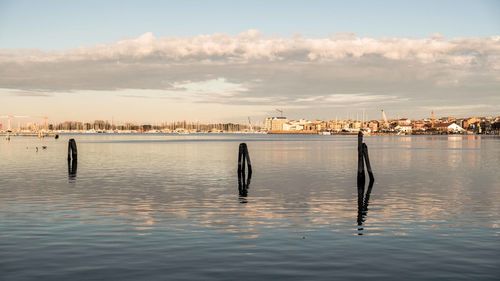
5, 131, 498, 244
133, 203, 156, 231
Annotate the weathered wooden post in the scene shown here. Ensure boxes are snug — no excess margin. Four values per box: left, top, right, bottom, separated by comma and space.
362, 143, 374, 182
68, 139, 77, 161
67, 139, 78, 178
357, 131, 375, 183
244, 143, 252, 177
238, 143, 245, 177
238, 143, 252, 177
364, 178, 374, 209
237, 143, 252, 197
356, 131, 375, 234
357, 131, 365, 186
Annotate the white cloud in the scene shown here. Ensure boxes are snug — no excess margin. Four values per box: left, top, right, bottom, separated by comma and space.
420, 104, 495, 111
172, 78, 248, 97
1, 30, 499, 67
0, 31, 499, 119
293, 93, 404, 105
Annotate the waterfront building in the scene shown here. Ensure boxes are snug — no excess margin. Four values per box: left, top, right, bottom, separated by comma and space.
448, 123, 466, 133
434, 123, 449, 132
368, 120, 379, 132
283, 122, 304, 131
395, 124, 412, 134
462, 117, 481, 130
265, 117, 288, 131
332, 122, 342, 132
302, 121, 317, 131
440, 116, 456, 123
397, 118, 412, 126
435, 123, 465, 133
412, 121, 426, 132
4, 114, 495, 135
492, 120, 500, 134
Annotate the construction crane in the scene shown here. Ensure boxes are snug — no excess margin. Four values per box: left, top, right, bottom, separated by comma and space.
275, 109, 283, 117
381, 110, 389, 129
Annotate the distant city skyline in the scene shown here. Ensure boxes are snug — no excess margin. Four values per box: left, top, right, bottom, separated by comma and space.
0, 0, 499, 122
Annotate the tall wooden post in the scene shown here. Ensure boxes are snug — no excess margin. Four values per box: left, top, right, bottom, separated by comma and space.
356, 131, 375, 234
357, 131, 365, 186
68, 139, 77, 161
237, 143, 252, 197
362, 143, 374, 182
67, 139, 78, 178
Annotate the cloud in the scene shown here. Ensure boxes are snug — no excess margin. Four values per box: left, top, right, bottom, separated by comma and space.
5, 89, 53, 97
172, 78, 248, 97
420, 104, 495, 111
1, 30, 499, 65
0, 30, 499, 119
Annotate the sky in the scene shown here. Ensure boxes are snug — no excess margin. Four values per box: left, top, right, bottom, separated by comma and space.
0, 0, 499, 124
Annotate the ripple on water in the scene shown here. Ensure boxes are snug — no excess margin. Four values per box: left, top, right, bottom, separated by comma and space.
0, 134, 499, 280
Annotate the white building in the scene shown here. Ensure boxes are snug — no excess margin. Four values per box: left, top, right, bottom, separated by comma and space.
395, 124, 412, 134
435, 123, 466, 133
265, 117, 288, 131
283, 122, 304, 131
447, 123, 466, 133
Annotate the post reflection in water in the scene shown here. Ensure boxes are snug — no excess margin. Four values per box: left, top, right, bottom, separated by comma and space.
238, 168, 252, 201
356, 132, 375, 235
357, 177, 374, 235
68, 158, 77, 181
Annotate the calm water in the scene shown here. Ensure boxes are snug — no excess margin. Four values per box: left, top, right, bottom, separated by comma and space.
1, 134, 499, 280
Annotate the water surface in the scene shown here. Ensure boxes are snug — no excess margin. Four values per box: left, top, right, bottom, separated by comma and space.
1, 134, 499, 280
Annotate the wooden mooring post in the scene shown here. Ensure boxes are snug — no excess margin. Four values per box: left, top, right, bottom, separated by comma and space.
357, 131, 375, 234
68, 139, 77, 161
237, 143, 252, 197
238, 143, 252, 177
67, 139, 78, 178
357, 131, 374, 183
357, 131, 366, 186
362, 143, 374, 182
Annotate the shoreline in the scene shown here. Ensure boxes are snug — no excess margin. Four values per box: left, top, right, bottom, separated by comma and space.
1, 131, 498, 136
